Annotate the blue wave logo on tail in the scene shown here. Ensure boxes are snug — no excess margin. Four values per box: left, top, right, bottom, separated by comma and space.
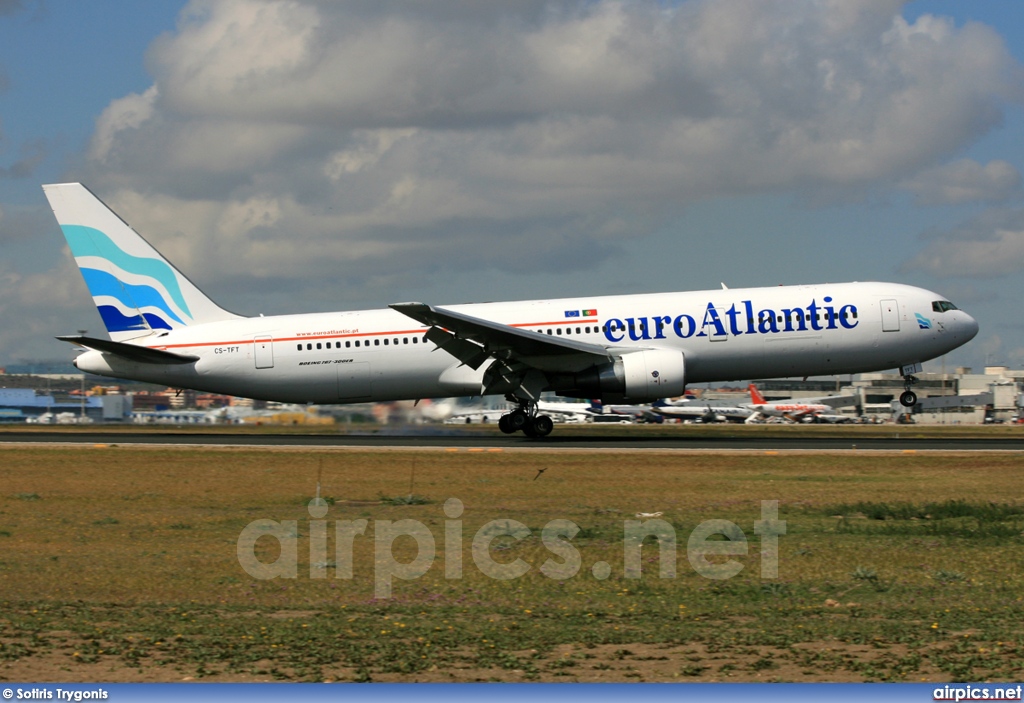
63, 224, 193, 334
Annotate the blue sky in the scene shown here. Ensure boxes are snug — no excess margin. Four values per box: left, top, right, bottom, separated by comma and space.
2, 0, 1023, 373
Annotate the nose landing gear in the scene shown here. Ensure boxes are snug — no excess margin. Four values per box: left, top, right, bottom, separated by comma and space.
498, 399, 554, 438
899, 375, 918, 408
897, 362, 923, 408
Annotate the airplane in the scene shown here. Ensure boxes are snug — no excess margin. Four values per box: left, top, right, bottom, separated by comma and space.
800, 412, 857, 424
591, 401, 664, 423
536, 399, 604, 422
744, 383, 858, 422
652, 398, 754, 424
42, 183, 979, 438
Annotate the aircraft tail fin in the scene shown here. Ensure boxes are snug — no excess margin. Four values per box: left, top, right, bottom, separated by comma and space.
43, 183, 240, 342
748, 383, 768, 405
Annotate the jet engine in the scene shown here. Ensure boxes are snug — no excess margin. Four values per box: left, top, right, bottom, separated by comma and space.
565, 349, 685, 403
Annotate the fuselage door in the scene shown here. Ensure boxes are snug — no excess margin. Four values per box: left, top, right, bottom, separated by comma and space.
254, 336, 274, 369
880, 299, 900, 332
703, 307, 729, 342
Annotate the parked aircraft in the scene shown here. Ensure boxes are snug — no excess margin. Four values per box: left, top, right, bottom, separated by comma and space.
44, 183, 978, 438
745, 384, 858, 421
652, 398, 753, 423
594, 401, 664, 423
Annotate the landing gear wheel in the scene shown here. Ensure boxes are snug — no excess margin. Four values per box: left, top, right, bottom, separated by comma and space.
498, 414, 516, 434
530, 414, 554, 438
506, 410, 529, 432
899, 390, 917, 407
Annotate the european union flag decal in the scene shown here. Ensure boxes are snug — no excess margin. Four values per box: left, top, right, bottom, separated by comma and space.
915, 313, 932, 330
564, 310, 580, 318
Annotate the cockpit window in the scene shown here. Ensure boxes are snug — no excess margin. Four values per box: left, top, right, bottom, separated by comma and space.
931, 301, 958, 313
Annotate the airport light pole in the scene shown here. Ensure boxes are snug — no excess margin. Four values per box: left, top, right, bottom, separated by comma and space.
78, 329, 87, 421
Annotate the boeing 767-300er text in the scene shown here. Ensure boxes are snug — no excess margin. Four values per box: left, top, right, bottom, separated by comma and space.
43, 183, 979, 437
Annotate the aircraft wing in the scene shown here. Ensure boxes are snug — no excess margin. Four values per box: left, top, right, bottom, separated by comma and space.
390, 302, 623, 401
390, 302, 614, 372
819, 394, 859, 409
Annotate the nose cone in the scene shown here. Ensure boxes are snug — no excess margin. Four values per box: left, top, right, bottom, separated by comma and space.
962, 312, 980, 342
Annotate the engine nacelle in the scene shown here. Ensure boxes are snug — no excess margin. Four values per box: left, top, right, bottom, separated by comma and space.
568, 349, 685, 403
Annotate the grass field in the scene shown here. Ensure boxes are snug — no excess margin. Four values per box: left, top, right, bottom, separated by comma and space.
1, 444, 1023, 682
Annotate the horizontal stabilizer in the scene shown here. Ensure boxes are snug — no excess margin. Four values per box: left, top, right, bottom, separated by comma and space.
56, 335, 199, 365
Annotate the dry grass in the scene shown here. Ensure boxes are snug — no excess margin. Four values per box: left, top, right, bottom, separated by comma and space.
1, 445, 1022, 682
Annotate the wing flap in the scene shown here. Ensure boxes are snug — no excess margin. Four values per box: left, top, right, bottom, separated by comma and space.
390, 302, 612, 366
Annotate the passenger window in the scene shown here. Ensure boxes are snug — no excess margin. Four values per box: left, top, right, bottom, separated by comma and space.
375, 339, 380, 346
403, 338, 408, 344
306, 343, 312, 350
547, 330, 552, 335
384, 339, 389, 345
413, 338, 418, 344
355, 340, 360, 347
346, 341, 351, 348
297, 344, 302, 351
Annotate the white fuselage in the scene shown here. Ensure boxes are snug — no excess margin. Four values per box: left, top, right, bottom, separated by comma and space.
747, 401, 831, 417
74, 281, 978, 404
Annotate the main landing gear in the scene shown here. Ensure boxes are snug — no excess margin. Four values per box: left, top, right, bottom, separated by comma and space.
498, 400, 554, 438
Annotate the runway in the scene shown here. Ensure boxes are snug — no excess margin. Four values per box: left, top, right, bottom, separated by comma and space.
1, 429, 1022, 451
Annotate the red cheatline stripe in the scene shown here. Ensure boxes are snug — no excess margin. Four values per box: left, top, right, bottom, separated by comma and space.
151, 318, 602, 351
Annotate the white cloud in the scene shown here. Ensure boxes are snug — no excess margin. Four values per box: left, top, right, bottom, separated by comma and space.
69, 0, 1023, 299
89, 85, 159, 163
902, 206, 1024, 278
905, 227, 1024, 278
900, 159, 1021, 205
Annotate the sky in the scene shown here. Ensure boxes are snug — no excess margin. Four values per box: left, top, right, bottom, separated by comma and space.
1, 0, 1023, 374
